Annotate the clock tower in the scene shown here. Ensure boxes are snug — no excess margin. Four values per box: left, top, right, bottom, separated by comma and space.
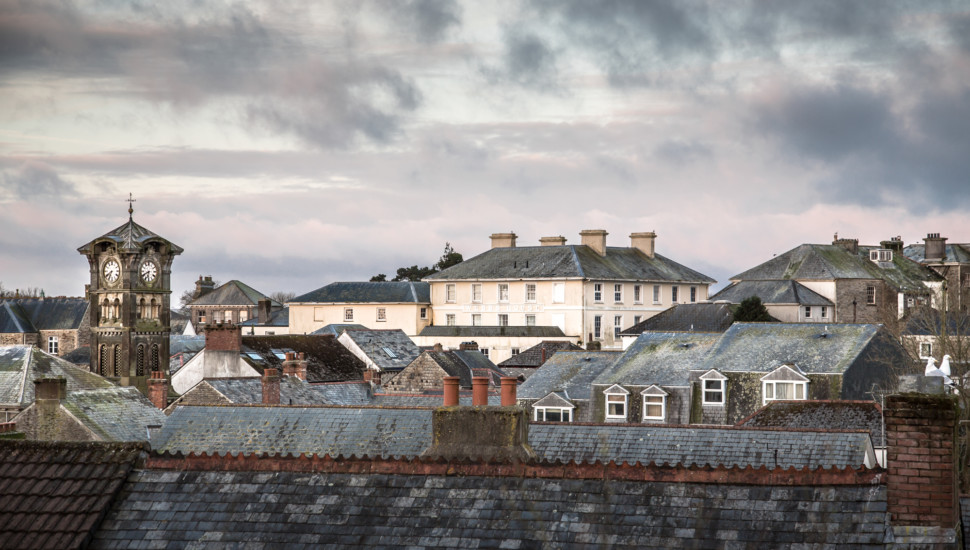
77, 198, 182, 395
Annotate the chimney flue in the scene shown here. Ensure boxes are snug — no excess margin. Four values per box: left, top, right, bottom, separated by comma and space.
472, 376, 489, 406
490, 232, 517, 249
630, 232, 657, 258
443, 376, 460, 406
580, 229, 608, 256
500, 377, 517, 406
924, 233, 948, 261
147, 371, 168, 409
258, 299, 272, 322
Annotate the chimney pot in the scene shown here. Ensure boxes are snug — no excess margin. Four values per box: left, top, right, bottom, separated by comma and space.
490, 232, 517, 249
923, 233, 948, 261
580, 229, 609, 256
472, 376, 489, 406
500, 377, 517, 406
443, 376, 460, 406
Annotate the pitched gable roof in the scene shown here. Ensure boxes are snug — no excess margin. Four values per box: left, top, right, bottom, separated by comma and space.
189, 280, 279, 307
517, 351, 620, 401
0, 301, 35, 333
338, 329, 422, 372
426, 245, 715, 283
594, 332, 720, 387
76, 217, 183, 255
498, 341, 584, 368
903, 242, 970, 264
709, 280, 833, 307
240, 334, 366, 382
738, 400, 886, 447
0, 346, 115, 407
619, 302, 737, 336
424, 350, 505, 387
202, 377, 335, 406
60, 387, 167, 441
292, 281, 430, 303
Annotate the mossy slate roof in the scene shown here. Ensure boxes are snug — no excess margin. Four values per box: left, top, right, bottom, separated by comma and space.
0, 297, 88, 333
341, 329, 423, 372
425, 245, 716, 283
619, 302, 737, 335
240, 335, 366, 383
189, 280, 279, 307
62, 387, 167, 442
498, 340, 585, 368
738, 400, 885, 447
593, 332, 721, 387
518, 351, 622, 401
292, 281, 430, 303
709, 280, 833, 307
0, 346, 115, 407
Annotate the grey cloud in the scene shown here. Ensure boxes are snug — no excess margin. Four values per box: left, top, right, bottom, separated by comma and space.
949, 13, 970, 53
654, 139, 713, 164
376, 0, 462, 43
0, 162, 78, 200
484, 27, 561, 91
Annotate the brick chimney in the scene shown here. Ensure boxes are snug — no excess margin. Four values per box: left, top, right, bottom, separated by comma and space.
832, 236, 859, 254
459, 341, 479, 351
885, 393, 959, 544
282, 352, 307, 381
490, 232, 517, 249
472, 376, 489, 406
258, 299, 272, 323
630, 232, 657, 258
262, 368, 281, 405
924, 233, 948, 261
443, 376, 460, 406
422, 405, 534, 462
205, 323, 242, 351
500, 377, 517, 406
147, 371, 168, 409
880, 236, 904, 252
194, 275, 215, 299
580, 229, 608, 256
539, 236, 567, 247
433, 343, 444, 352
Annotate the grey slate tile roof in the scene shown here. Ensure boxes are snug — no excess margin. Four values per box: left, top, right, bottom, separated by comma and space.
497, 340, 584, 368
424, 350, 506, 386
310, 323, 367, 336
619, 302, 738, 335
292, 281, 431, 303
307, 382, 373, 405
77, 216, 183, 255
0, 440, 146, 550
189, 280, 280, 307
531, 423, 874, 468
340, 329, 422, 372
418, 325, 567, 338
152, 405, 434, 458
518, 351, 621, 400
91, 470, 889, 548
904, 242, 970, 264
696, 322, 883, 375
426, 244, 716, 283
237, 306, 289, 327
738, 400, 886, 447
240, 334, 366, 382
709, 280, 833, 307
594, 332, 720, 387
62, 387, 167, 442
731, 243, 940, 293
0, 346, 115, 407
371, 393, 502, 407
0, 297, 88, 332
200, 377, 336, 406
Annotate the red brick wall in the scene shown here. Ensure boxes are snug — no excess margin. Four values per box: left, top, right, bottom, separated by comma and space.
204, 325, 241, 351
885, 393, 958, 528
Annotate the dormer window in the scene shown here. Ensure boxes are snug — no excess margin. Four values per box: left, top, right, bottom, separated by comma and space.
761, 364, 809, 405
604, 384, 629, 421
700, 369, 727, 406
641, 385, 667, 421
870, 249, 893, 262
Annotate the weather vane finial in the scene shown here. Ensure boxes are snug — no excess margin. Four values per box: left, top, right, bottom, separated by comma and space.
127, 193, 136, 219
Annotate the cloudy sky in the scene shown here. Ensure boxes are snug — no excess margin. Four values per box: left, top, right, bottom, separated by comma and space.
2, 0, 969, 302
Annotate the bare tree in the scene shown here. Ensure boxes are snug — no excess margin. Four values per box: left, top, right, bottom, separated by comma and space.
270, 291, 296, 304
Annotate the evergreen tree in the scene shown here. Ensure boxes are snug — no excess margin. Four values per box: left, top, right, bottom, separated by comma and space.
733, 296, 773, 322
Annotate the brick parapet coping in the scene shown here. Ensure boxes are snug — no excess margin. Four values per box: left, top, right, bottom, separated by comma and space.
146, 452, 885, 486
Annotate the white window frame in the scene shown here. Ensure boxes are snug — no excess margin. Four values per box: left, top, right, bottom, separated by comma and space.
534, 407, 572, 422
613, 315, 622, 339
641, 386, 668, 421
820, 306, 828, 319
511, 348, 520, 356
553, 283, 565, 304
633, 315, 642, 325
866, 284, 876, 305
343, 308, 354, 322
593, 283, 603, 303
48, 336, 59, 355
446, 284, 456, 303
446, 314, 456, 326
760, 365, 810, 406
690, 286, 697, 303
633, 285, 642, 304
498, 283, 509, 303
593, 315, 602, 339
604, 385, 629, 420
480, 348, 489, 357
804, 306, 812, 319
525, 283, 536, 303
700, 370, 727, 406
420, 307, 428, 320
919, 342, 933, 358
472, 283, 482, 303
472, 314, 482, 326
653, 285, 661, 304
498, 314, 509, 327
377, 308, 386, 322
525, 314, 536, 326
671, 286, 679, 303
614, 284, 623, 303
870, 249, 893, 262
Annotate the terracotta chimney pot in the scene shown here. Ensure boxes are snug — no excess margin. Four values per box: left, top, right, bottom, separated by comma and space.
443, 376, 460, 406
472, 376, 489, 406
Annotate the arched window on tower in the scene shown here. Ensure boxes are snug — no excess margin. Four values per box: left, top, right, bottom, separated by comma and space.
150, 298, 159, 319
101, 298, 110, 321
150, 344, 159, 372
100, 345, 109, 376
112, 298, 121, 319
136, 345, 146, 376
113, 345, 122, 377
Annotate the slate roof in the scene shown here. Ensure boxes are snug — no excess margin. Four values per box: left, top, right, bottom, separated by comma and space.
310, 323, 368, 336
696, 323, 883, 375
421, 350, 506, 387
175, 377, 337, 406
237, 307, 289, 327
292, 281, 431, 303
339, 329, 422, 372
593, 332, 721, 387
240, 335, 366, 383
0, 297, 88, 333
60, 387, 167, 442
152, 406, 434, 458
307, 382, 373, 406
530, 423, 874, 468
709, 280, 833, 307
619, 302, 738, 336
0, 440, 145, 550
0, 346, 115, 407
91, 469, 889, 548
371, 393, 503, 407
189, 280, 280, 307
518, 351, 621, 401
77, 216, 183, 255
731, 243, 939, 293
418, 325, 567, 338
497, 340, 585, 368
904, 242, 970, 264
426, 244, 716, 283
60, 346, 91, 368
738, 400, 886, 447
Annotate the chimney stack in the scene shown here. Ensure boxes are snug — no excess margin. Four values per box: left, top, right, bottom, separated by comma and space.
282, 352, 307, 381
539, 236, 567, 247
490, 232, 517, 249
580, 229, 608, 256
832, 237, 859, 254
880, 236, 904, 252
423, 404, 534, 462
262, 368, 281, 405
194, 275, 215, 299
35, 377, 67, 402
500, 377, 517, 406
204, 323, 242, 351
472, 376, 489, 406
630, 232, 657, 258
147, 371, 168, 409
443, 376, 460, 406
433, 343, 444, 352
924, 233, 948, 261
459, 341, 479, 351
258, 299, 272, 323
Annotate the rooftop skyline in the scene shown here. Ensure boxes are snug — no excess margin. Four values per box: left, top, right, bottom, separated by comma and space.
2, 1, 969, 300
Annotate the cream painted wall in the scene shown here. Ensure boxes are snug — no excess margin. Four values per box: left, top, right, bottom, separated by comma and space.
796, 280, 837, 302
409, 334, 575, 364
288, 302, 431, 336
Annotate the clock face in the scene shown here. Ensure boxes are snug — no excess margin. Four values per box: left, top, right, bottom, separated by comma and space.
140, 261, 158, 283
103, 260, 121, 283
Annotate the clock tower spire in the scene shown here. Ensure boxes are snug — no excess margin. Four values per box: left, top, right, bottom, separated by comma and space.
77, 198, 183, 399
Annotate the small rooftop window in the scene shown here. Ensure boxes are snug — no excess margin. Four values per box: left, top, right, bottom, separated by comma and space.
382, 346, 397, 358
245, 352, 263, 361
870, 249, 893, 262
